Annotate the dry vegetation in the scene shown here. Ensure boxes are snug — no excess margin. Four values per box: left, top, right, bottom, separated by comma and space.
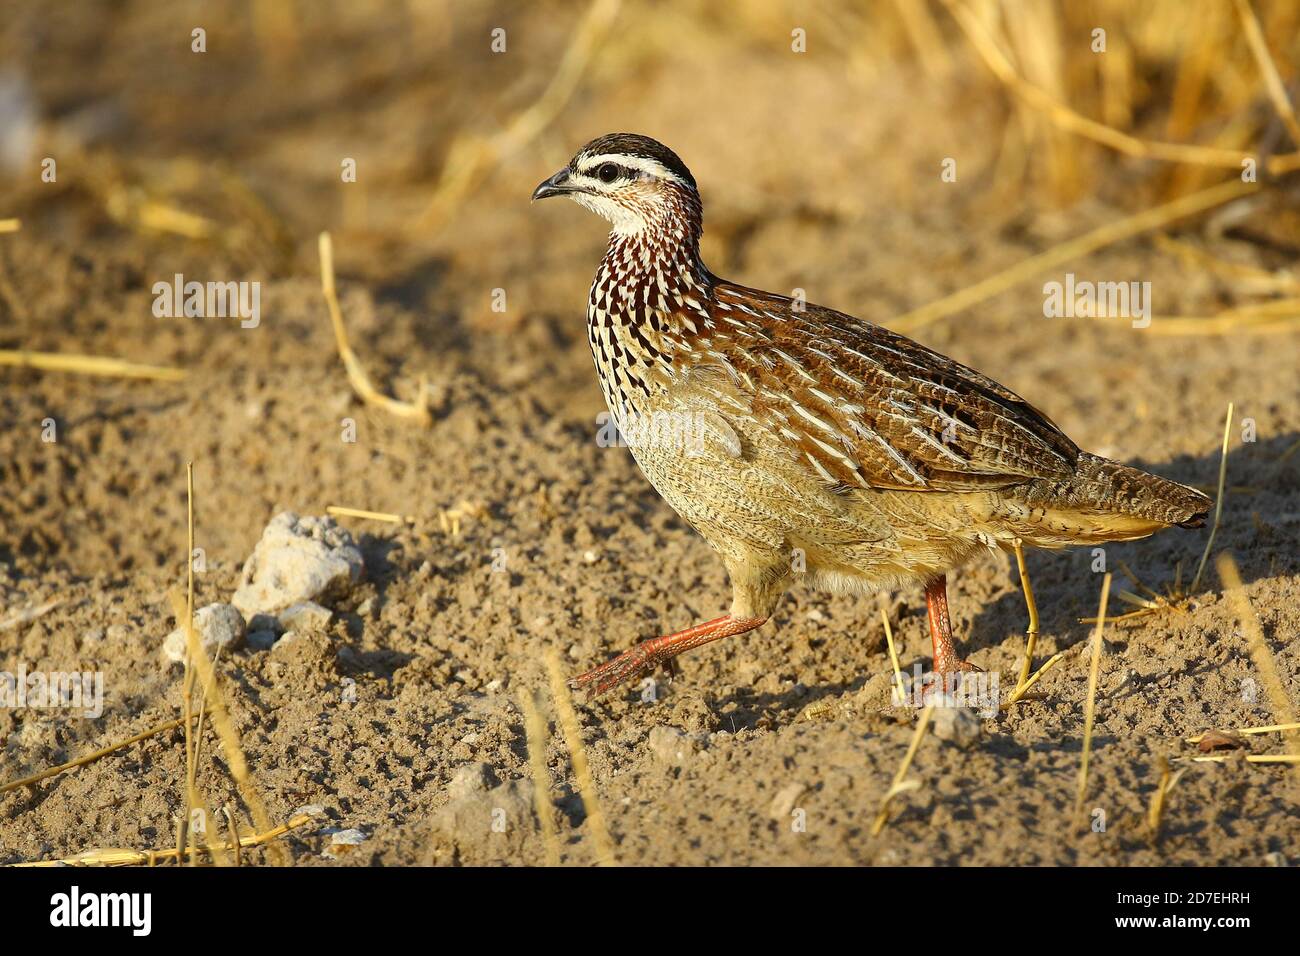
1, 0, 1298, 866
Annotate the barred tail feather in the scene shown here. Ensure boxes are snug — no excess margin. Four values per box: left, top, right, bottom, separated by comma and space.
1000, 453, 1212, 547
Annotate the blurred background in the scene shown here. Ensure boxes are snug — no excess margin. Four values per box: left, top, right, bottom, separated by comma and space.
3, 0, 1297, 283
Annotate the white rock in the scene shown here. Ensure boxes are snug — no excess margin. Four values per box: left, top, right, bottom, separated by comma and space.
647, 726, 701, 765
232, 512, 364, 617
163, 603, 246, 663
329, 828, 367, 846
930, 705, 982, 750
278, 601, 333, 632
768, 782, 806, 820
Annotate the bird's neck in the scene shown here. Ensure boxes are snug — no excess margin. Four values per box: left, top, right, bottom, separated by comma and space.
594, 196, 711, 317
588, 207, 712, 419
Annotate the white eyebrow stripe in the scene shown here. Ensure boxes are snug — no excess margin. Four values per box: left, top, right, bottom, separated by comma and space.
577, 153, 687, 186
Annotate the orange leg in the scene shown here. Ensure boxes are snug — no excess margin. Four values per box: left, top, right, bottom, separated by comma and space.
926, 575, 980, 674
569, 615, 767, 696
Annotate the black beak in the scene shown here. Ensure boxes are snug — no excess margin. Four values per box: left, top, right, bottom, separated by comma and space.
532, 168, 574, 201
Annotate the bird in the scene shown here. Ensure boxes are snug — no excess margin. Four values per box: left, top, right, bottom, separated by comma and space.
532, 132, 1211, 697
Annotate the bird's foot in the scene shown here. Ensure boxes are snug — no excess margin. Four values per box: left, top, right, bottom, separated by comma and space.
568, 615, 767, 700
934, 656, 982, 675
921, 657, 983, 706
568, 645, 655, 697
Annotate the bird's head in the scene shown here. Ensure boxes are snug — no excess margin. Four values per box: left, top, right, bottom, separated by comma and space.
532, 133, 700, 239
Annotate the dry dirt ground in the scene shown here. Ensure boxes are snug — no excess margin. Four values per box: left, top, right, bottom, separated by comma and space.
2, 3, 1298, 866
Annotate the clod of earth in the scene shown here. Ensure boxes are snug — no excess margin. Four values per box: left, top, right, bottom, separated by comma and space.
233, 511, 364, 617
162, 602, 246, 663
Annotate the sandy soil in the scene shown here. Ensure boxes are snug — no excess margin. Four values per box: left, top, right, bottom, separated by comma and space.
2, 2, 1298, 866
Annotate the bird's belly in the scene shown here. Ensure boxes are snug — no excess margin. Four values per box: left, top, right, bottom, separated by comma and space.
613, 391, 993, 586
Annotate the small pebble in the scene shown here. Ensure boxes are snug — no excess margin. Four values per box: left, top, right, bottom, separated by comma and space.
930, 705, 982, 750
162, 603, 246, 664
648, 726, 702, 765
768, 782, 806, 820
278, 601, 332, 632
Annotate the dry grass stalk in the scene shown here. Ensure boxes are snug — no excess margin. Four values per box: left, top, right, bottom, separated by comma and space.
0, 598, 62, 632
1147, 757, 1188, 839
180, 463, 199, 864
519, 687, 563, 866
0, 349, 186, 382
1137, 313, 1300, 336
0, 715, 197, 796
1192, 753, 1300, 766
1186, 722, 1300, 744
1191, 404, 1234, 593
1004, 649, 1067, 708
1074, 572, 1112, 823
889, 0, 951, 79
1166, 0, 1228, 142
326, 505, 413, 524
166, 590, 282, 864
871, 704, 934, 836
416, 0, 622, 235
544, 651, 618, 866
1216, 553, 1300, 774
1012, 539, 1040, 691
132, 200, 215, 239
223, 804, 243, 866
438, 500, 487, 537
1233, 0, 1300, 147
880, 607, 907, 705
177, 462, 229, 865
318, 231, 432, 424
0, 218, 19, 233
940, 0, 1298, 175
10, 813, 316, 867
1153, 234, 1299, 293
889, 178, 1258, 334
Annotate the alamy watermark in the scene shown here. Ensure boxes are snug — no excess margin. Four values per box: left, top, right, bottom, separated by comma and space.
1043, 273, 1151, 329
152, 273, 260, 328
892, 662, 1000, 717
596, 408, 728, 458
0, 663, 104, 718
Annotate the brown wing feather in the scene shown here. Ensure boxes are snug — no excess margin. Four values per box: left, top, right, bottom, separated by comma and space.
688, 282, 1079, 493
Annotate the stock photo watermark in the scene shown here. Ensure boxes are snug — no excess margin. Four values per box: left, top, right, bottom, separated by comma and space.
596, 408, 728, 458
152, 273, 261, 329
892, 663, 1000, 718
0, 663, 104, 718
1043, 273, 1151, 328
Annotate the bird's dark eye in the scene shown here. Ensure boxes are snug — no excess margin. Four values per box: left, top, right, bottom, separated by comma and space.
596, 162, 621, 183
